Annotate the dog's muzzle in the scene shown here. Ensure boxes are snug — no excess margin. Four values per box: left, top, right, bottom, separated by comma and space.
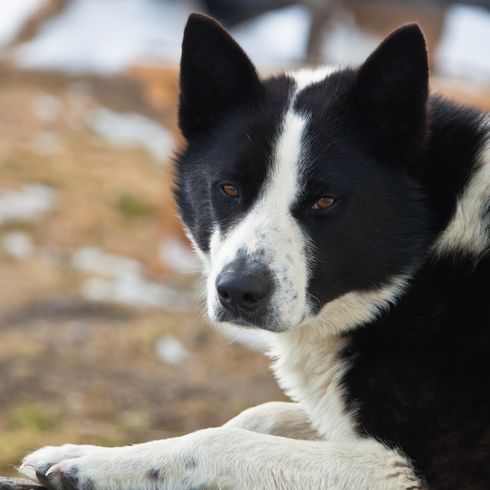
215, 260, 274, 326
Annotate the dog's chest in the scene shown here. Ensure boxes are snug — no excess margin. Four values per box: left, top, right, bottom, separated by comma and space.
269, 331, 360, 441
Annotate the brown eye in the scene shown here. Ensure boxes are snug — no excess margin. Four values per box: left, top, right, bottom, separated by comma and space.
222, 184, 239, 198
312, 197, 336, 210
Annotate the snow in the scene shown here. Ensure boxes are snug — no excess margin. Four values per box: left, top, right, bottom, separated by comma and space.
32, 94, 63, 122
320, 14, 379, 66
1, 231, 34, 259
8, 0, 490, 83
13, 1, 310, 73
30, 130, 62, 155
73, 246, 195, 311
234, 7, 378, 68
0, 0, 46, 46
436, 5, 490, 82
232, 5, 311, 66
155, 335, 190, 366
14, 0, 197, 73
72, 246, 142, 277
81, 273, 194, 311
0, 184, 57, 224
89, 108, 174, 163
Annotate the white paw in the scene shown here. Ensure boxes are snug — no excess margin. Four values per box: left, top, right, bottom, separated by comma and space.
19, 444, 106, 488
18, 441, 209, 490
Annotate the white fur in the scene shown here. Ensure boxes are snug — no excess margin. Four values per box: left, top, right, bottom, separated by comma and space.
224, 401, 319, 440
21, 427, 422, 489
290, 66, 337, 92
270, 330, 357, 442
434, 128, 490, 259
312, 274, 411, 336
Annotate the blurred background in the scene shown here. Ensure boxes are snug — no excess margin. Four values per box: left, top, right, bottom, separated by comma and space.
0, 0, 490, 477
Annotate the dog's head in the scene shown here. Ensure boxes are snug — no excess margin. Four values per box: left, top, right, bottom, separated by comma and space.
174, 14, 432, 334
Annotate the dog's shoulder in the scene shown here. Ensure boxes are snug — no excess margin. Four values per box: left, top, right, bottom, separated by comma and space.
426, 95, 490, 259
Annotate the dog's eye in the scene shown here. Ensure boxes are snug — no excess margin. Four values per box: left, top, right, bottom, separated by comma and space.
312, 197, 336, 210
222, 184, 239, 199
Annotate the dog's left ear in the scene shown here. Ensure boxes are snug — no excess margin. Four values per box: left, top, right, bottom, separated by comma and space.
179, 13, 262, 139
353, 24, 429, 165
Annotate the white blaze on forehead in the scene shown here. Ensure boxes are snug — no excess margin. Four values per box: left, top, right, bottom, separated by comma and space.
210, 108, 308, 262
207, 101, 310, 328
290, 66, 337, 92
266, 110, 307, 209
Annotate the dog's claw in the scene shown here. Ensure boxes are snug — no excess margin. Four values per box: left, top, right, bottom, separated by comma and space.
34, 464, 53, 487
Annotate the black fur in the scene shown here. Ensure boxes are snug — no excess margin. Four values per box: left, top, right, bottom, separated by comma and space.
179, 13, 263, 139
174, 14, 490, 489
174, 72, 293, 252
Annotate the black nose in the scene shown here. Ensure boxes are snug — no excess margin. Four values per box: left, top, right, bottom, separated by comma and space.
216, 272, 271, 313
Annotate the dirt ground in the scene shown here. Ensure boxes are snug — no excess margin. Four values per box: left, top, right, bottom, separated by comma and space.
0, 65, 282, 476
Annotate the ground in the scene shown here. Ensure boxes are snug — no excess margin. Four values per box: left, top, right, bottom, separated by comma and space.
0, 65, 282, 477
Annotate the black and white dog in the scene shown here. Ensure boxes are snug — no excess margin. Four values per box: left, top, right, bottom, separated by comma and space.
21, 14, 489, 490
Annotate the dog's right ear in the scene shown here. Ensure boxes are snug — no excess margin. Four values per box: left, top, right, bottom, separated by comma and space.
179, 13, 261, 139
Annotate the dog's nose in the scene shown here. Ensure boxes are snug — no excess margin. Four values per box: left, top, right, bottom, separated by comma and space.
216, 272, 271, 313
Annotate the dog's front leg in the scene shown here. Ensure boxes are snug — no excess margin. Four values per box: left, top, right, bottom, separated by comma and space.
224, 401, 320, 439
21, 427, 423, 490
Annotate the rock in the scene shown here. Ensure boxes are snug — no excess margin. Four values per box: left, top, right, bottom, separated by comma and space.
0, 477, 45, 490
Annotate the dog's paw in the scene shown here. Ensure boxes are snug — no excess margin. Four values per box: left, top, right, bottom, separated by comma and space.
18, 441, 209, 490
38, 457, 94, 490
19, 445, 104, 487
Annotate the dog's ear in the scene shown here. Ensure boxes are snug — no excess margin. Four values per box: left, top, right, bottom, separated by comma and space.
353, 24, 429, 164
179, 13, 261, 139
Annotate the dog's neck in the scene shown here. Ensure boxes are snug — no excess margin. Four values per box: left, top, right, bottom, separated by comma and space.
264, 271, 412, 441
268, 326, 358, 441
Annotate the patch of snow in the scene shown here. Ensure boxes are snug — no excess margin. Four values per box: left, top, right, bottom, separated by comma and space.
32, 94, 63, 122
13, 1, 318, 73
74, 246, 195, 311
231, 5, 311, 66
80, 273, 194, 311
159, 237, 201, 273
0, 0, 46, 47
14, 0, 197, 73
30, 131, 62, 155
320, 14, 380, 66
155, 335, 190, 365
89, 108, 174, 163
1, 231, 34, 259
0, 184, 57, 224
436, 5, 490, 82
72, 246, 142, 277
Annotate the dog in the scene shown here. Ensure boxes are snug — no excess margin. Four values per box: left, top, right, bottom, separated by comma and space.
20, 13, 489, 490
